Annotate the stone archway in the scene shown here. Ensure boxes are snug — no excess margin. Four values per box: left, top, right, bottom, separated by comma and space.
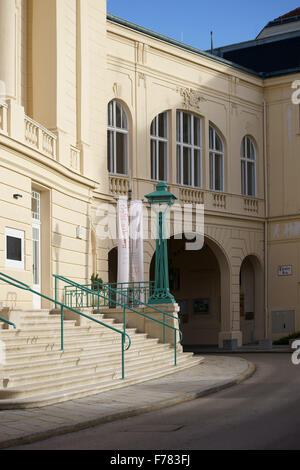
150, 234, 232, 348
240, 255, 264, 344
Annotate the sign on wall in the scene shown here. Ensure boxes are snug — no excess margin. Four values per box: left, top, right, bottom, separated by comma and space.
277, 265, 293, 276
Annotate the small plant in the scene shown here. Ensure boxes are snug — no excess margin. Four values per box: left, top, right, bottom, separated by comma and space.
91, 273, 103, 292
273, 332, 300, 345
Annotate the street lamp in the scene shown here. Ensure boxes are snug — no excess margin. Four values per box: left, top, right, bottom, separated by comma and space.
145, 182, 178, 304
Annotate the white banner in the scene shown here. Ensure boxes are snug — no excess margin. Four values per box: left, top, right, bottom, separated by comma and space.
130, 200, 144, 284
117, 198, 129, 286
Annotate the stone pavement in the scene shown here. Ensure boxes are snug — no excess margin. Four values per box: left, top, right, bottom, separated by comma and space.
0, 355, 255, 449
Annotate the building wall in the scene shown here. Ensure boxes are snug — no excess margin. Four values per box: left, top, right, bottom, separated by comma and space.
0, 0, 299, 345
265, 74, 300, 339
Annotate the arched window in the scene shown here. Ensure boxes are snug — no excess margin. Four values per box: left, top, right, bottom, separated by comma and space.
107, 100, 129, 175
209, 125, 224, 192
241, 136, 256, 197
150, 111, 168, 181
176, 110, 202, 187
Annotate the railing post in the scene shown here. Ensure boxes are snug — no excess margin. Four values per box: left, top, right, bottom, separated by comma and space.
122, 333, 125, 380
61, 305, 64, 351
55, 276, 58, 308
174, 330, 177, 366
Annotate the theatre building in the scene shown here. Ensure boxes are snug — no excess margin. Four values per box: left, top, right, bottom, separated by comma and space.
0, 0, 300, 362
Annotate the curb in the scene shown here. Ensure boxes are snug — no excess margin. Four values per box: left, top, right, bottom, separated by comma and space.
0, 358, 256, 450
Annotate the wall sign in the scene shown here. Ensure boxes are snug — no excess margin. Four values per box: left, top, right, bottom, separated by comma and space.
277, 265, 292, 276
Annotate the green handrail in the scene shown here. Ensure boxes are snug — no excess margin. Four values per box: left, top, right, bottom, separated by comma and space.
0, 316, 16, 329
53, 274, 182, 366
0, 272, 131, 379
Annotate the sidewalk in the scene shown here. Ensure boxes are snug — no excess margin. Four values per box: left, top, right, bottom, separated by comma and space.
0, 355, 255, 449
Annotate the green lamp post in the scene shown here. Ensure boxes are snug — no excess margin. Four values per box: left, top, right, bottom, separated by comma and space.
145, 182, 178, 304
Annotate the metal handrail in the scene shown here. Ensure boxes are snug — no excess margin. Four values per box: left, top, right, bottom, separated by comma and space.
54, 274, 182, 366
0, 316, 16, 329
0, 272, 131, 379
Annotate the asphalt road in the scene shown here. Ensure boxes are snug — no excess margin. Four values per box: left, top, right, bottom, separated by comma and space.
9, 353, 300, 450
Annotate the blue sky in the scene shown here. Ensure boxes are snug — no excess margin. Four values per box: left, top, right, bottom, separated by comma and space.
107, 1, 300, 50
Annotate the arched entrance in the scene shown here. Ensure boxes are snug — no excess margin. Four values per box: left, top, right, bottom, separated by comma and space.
108, 247, 118, 285
240, 255, 264, 344
150, 234, 231, 347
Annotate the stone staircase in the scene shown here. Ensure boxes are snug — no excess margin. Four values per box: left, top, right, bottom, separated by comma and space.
0, 309, 203, 409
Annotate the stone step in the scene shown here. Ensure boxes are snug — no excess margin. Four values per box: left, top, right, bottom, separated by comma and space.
0, 304, 201, 410
0, 356, 203, 409
2, 333, 157, 355
6, 326, 143, 343
4, 342, 174, 374
3, 350, 191, 388
0, 353, 200, 400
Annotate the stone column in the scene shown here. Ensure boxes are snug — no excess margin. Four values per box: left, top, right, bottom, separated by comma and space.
0, 0, 17, 100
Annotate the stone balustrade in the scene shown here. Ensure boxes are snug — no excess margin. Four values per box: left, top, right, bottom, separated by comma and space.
24, 115, 57, 160
109, 175, 130, 196
0, 101, 8, 134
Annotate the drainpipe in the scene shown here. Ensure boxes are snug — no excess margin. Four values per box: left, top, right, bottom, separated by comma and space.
263, 100, 269, 338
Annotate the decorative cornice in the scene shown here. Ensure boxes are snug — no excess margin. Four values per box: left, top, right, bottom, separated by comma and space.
177, 87, 207, 111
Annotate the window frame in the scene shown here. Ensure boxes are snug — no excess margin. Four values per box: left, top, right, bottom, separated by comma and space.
176, 110, 202, 188
241, 135, 257, 197
150, 111, 169, 182
107, 100, 129, 176
5, 227, 25, 270
209, 125, 225, 192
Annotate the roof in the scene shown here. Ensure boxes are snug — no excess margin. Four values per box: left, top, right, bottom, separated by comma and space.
274, 7, 300, 21
107, 13, 300, 79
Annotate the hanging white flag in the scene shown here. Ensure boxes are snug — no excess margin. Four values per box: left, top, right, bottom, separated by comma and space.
117, 198, 129, 290
130, 200, 144, 304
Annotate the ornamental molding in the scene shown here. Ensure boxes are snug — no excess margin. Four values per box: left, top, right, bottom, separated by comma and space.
177, 87, 207, 111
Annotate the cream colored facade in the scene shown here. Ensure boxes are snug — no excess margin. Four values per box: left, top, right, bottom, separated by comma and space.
0, 0, 299, 348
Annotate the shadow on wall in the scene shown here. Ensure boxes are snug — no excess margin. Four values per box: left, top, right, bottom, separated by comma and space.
53, 223, 62, 300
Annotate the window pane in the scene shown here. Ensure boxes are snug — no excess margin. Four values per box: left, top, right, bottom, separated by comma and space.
246, 137, 251, 159
249, 140, 255, 160
194, 117, 201, 146
121, 108, 128, 130
215, 154, 223, 191
183, 147, 191, 185
158, 113, 167, 138
150, 117, 156, 137
194, 150, 201, 187
215, 133, 223, 152
159, 141, 167, 181
177, 145, 181, 184
116, 132, 127, 174
151, 139, 157, 180
183, 113, 191, 144
116, 102, 122, 128
210, 152, 214, 189
7, 236, 22, 261
176, 111, 181, 142
209, 126, 214, 150
108, 101, 113, 126
107, 131, 114, 172
247, 162, 255, 196
241, 160, 246, 195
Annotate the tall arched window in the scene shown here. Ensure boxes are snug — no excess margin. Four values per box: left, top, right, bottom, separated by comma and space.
150, 111, 168, 182
209, 125, 224, 192
107, 100, 129, 175
176, 110, 202, 187
241, 136, 256, 197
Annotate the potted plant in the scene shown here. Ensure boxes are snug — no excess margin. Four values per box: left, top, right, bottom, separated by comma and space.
90, 273, 103, 311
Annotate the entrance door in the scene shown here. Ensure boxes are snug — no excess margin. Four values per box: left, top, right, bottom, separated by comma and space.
32, 191, 41, 309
